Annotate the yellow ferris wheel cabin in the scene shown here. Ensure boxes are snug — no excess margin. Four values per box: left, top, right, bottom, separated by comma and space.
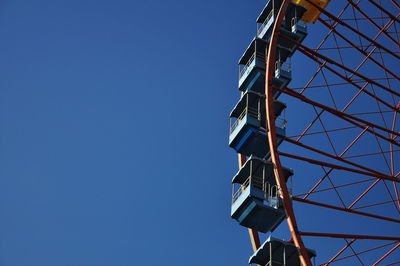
292, 0, 331, 23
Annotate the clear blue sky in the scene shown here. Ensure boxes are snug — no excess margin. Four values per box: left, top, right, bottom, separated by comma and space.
0, 1, 268, 265
0, 0, 398, 265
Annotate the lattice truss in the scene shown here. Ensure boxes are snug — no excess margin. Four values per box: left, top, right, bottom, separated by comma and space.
279, 0, 400, 264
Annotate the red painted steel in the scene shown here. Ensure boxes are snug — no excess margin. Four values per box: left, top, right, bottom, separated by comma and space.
368, 0, 400, 22
284, 137, 397, 182
238, 1, 399, 264
264, 1, 311, 265
295, 14, 399, 142
279, 151, 398, 182
294, 42, 400, 104
292, 196, 400, 223
323, 241, 398, 265
299, 232, 400, 241
346, 0, 399, 46
282, 1, 400, 264
273, 85, 400, 146
304, 0, 400, 59
317, 17, 399, 80
324, 239, 356, 265
372, 243, 400, 265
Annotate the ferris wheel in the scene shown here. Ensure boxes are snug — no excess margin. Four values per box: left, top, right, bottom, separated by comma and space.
228, 0, 400, 265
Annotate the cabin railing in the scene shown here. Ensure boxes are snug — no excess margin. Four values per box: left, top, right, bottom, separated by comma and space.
230, 106, 259, 134
232, 175, 281, 209
275, 60, 292, 73
291, 17, 308, 32
239, 52, 266, 79
257, 10, 278, 36
239, 53, 256, 79
275, 116, 287, 129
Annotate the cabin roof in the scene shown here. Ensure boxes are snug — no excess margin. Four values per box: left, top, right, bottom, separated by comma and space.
238, 37, 268, 65
232, 156, 294, 184
230, 91, 287, 118
256, 0, 307, 23
249, 236, 317, 265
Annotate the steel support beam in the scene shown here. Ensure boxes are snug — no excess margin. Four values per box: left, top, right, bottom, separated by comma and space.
265, 1, 311, 265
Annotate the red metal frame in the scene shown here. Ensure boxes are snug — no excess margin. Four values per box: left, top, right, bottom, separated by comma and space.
265, 1, 311, 265
292, 1, 399, 263
299, 232, 400, 241
238, 1, 399, 264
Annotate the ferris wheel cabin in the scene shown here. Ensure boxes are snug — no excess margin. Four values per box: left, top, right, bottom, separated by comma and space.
256, 0, 308, 53
231, 156, 294, 233
229, 91, 287, 158
238, 38, 293, 94
292, 0, 331, 23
